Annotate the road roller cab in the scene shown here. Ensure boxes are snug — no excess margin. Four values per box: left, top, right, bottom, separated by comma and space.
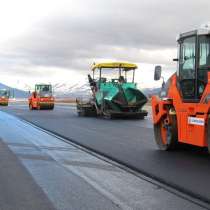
152, 23, 210, 151
76, 62, 148, 118
0, 89, 9, 106
28, 84, 54, 110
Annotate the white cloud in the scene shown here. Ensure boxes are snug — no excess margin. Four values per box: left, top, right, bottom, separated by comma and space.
0, 0, 209, 90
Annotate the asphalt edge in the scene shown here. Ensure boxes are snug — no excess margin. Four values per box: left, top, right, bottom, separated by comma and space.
12, 115, 210, 210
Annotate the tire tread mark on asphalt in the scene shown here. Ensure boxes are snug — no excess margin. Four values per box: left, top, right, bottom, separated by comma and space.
0, 139, 56, 210
63, 160, 120, 172
18, 118, 210, 210
2, 105, 210, 209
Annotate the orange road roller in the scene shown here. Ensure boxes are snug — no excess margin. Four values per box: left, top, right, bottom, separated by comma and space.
28, 84, 54, 110
0, 89, 9, 106
152, 23, 210, 151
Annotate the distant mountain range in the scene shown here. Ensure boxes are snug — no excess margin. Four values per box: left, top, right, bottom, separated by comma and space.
54, 82, 161, 99
0, 83, 28, 98
142, 88, 161, 97
0, 82, 160, 99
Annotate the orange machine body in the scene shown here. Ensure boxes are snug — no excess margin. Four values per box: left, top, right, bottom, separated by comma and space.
0, 96, 9, 106
152, 72, 210, 148
28, 91, 54, 110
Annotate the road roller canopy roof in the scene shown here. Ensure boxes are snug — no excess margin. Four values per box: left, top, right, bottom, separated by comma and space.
35, 84, 52, 93
177, 23, 210, 41
92, 62, 138, 71
35, 83, 52, 86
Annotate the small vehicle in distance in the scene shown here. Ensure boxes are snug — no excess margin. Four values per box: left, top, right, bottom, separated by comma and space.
28, 84, 54, 110
0, 89, 10, 106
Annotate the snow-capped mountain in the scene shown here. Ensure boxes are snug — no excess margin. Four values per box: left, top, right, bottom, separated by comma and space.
0, 80, 160, 100
53, 82, 92, 99
52, 82, 160, 99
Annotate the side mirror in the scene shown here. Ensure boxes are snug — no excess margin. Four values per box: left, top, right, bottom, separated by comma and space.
154, 66, 162, 81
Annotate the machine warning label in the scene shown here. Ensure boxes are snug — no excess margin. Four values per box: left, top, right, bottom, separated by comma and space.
188, 117, 205, 126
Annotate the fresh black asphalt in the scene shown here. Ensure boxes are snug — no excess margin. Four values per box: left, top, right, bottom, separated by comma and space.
0, 139, 55, 210
2, 104, 210, 205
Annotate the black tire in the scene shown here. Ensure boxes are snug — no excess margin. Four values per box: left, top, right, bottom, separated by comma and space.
207, 119, 210, 154
103, 112, 113, 119
154, 114, 178, 151
49, 105, 54, 110
29, 103, 33, 110
77, 108, 86, 117
135, 115, 145, 120
78, 111, 83, 116
77, 105, 97, 117
102, 100, 113, 119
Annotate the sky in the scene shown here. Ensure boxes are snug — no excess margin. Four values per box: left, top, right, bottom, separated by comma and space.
0, 0, 210, 91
